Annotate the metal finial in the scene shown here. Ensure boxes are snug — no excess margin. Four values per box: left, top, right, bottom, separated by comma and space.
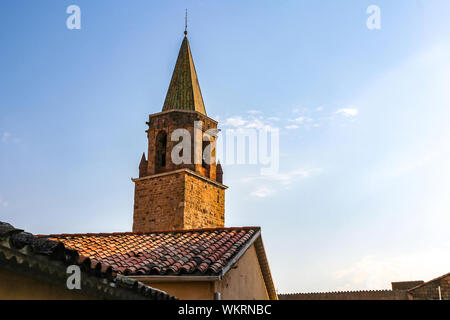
184, 9, 188, 35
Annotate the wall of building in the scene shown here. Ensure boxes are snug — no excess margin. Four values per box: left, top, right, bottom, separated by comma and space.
133, 171, 186, 232
217, 244, 269, 300
279, 290, 409, 300
146, 110, 218, 180
0, 268, 94, 300
409, 274, 449, 300
184, 172, 225, 229
133, 170, 225, 232
139, 245, 269, 300
391, 281, 424, 291
134, 109, 226, 232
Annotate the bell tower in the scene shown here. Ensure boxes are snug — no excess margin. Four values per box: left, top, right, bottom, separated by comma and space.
132, 33, 227, 232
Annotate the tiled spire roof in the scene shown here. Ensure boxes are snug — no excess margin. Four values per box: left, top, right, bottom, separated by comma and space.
162, 36, 207, 115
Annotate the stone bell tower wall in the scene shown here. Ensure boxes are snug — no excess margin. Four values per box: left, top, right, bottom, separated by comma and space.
132, 169, 226, 232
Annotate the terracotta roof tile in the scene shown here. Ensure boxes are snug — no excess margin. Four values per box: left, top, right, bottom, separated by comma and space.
42, 227, 260, 277
0, 222, 176, 300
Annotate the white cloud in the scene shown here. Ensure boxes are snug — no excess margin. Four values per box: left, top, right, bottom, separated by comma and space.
250, 186, 275, 198
292, 107, 308, 114
290, 116, 305, 124
247, 109, 262, 115
336, 107, 359, 117
1, 132, 11, 143
1, 132, 20, 144
316, 106, 324, 111
268, 117, 280, 121
245, 118, 274, 131
288, 116, 314, 125
285, 125, 299, 130
243, 167, 322, 186
0, 197, 8, 208
243, 168, 322, 197
331, 244, 450, 290
223, 116, 247, 127
223, 115, 277, 131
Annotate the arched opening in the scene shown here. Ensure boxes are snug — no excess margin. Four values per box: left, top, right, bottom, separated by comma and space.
202, 140, 210, 170
155, 130, 167, 172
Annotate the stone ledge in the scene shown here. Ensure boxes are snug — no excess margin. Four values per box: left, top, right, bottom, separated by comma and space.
132, 168, 228, 190
147, 109, 218, 124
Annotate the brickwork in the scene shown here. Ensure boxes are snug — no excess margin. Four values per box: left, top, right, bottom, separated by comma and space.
133, 170, 185, 232
133, 34, 227, 233
279, 290, 409, 300
133, 108, 226, 233
280, 273, 450, 300
183, 173, 225, 229
146, 110, 218, 180
408, 273, 450, 300
132, 169, 225, 232
391, 280, 424, 291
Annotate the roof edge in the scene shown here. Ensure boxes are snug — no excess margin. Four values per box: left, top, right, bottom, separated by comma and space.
148, 109, 217, 124
280, 289, 397, 295
407, 272, 450, 292
218, 230, 278, 301
0, 221, 177, 300
219, 229, 261, 279
254, 234, 278, 300
130, 275, 220, 282
132, 168, 228, 190
38, 226, 261, 238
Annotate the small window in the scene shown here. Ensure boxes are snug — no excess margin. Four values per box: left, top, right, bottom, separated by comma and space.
155, 131, 167, 171
202, 140, 210, 169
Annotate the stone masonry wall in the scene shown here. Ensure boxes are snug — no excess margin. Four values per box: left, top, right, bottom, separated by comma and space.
133, 170, 225, 232
391, 280, 424, 291
133, 171, 186, 232
183, 173, 225, 229
408, 274, 450, 300
279, 290, 409, 300
146, 110, 218, 181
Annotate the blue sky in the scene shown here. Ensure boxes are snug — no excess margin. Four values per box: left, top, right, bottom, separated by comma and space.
1, 1, 450, 293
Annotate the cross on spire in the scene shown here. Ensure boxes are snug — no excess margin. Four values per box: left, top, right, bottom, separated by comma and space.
184, 9, 188, 36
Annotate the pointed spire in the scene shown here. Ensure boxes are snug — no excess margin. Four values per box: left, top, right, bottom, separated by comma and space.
139, 153, 148, 178
216, 161, 223, 184
162, 35, 207, 115
140, 152, 147, 164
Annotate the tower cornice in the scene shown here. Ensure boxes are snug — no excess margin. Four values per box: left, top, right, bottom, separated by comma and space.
132, 168, 228, 190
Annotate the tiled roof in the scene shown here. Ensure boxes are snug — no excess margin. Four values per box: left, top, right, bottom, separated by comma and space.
0, 221, 176, 300
162, 36, 207, 115
44, 227, 260, 277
